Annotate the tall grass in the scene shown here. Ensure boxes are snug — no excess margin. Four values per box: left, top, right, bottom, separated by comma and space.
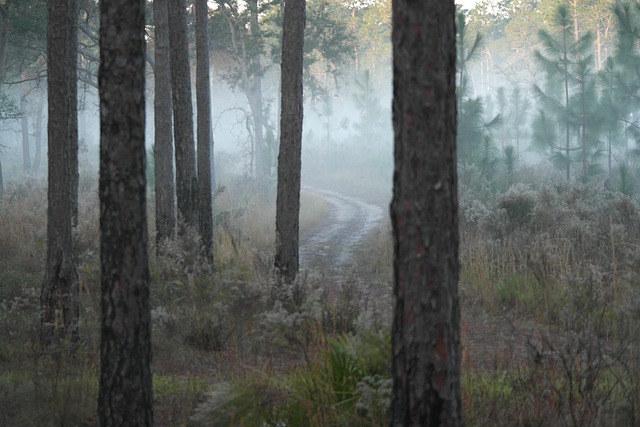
4, 170, 640, 425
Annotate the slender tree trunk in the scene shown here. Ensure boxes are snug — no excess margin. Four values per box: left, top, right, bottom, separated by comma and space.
70, 2, 78, 228
196, 0, 214, 260
98, 0, 153, 424
248, 0, 268, 179
153, 0, 176, 247
20, 94, 31, 175
168, 0, 198, 230
32, 83, 45, 176
608, 131, 612, 178
41, 0, 79, 353
275, 0, 305, 283
0, 5, 8, 81
352, 5, 359, 72
563, 31, 571, 181
572, 0, 579, 41
248, 89, 266, 177
596, 27, 602, 69
581, 80, 587, 178
390, 0, 461, 425
0, 160, 4, 201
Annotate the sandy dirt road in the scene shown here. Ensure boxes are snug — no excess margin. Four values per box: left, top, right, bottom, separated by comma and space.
299, 187, 385, 270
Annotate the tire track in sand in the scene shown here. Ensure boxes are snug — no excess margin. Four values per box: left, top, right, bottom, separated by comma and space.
299, 187, 384, 270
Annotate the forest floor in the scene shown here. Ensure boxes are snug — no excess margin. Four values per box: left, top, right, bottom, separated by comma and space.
299, 186, 384, 270
299, 185, 546, 371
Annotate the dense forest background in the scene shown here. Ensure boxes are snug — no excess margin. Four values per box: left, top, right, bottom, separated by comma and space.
2, 0, 640, 425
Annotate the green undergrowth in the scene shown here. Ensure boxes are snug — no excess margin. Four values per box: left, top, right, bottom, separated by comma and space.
191, 331, 391, 427
4, 173, 640, 425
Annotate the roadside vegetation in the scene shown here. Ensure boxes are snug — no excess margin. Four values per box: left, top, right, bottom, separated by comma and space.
5, 0, 640, 425
4, 149, 640, 425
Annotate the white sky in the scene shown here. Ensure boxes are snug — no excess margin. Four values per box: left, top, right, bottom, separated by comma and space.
457, 0, 479, 10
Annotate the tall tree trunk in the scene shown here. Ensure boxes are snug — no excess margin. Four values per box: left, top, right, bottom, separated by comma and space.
390, 0, 461, 425
596, 27, 602, 69
41, 0, 79, 353
196, 0, 214, 260
32, 83, 45, 176
153, 0, 176, 247
0, 4, 8, 81
248, 0, 268, 179
98, 0, 153, 424
20, 94, 31, 175
168, 0, 198, 230
608, 131, 612, 178
581, 80, 587, 178
0, 160, 4, 201
69, 1, 78, 228
275, 0, 305, 282
571, 0, 579, 41
563, 30, 571, 181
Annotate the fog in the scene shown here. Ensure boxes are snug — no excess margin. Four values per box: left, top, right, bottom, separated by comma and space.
5, 1, 640, 424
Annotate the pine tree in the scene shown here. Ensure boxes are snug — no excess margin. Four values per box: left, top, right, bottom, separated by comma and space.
98, 0, 153, 423
391, 0, 461, 424
275, 0, 306, 283
533, 3, 593, 180
169, 0, 198, 229
153, 0, 176, 247
196, 0, 214, 260
40, 0, 79, 354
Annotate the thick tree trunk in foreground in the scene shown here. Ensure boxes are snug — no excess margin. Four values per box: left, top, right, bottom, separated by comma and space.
98, 0, 153, 425
40, 0, 79, 353
196, 0, 214, 261
153, 0, 176, 246
168, 0, 197, 230
275, 0, 305, 283
390, 0, 461, 426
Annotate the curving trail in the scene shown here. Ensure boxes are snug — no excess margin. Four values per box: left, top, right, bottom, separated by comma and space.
299, 187, 385, 270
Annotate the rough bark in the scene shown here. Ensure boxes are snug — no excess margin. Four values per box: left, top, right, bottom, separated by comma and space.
70, 6, 78, 228
275, 0, 305, 283
40, 0, 79, 354
0, 160, 3, 201
98, 0, 153, 425
153, 0, 176, 246
390, 0, 461, 426
168, 0, 197, 230
196, 0, 214, 260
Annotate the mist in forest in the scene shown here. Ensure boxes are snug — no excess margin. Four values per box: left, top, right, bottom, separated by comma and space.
6, 1, 640, 425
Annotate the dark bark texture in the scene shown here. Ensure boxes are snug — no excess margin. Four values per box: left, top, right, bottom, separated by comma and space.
390, 0, 461, 426
98, 0, 153, 425
70, 7, 78, 228
168, 0, 197, 230
40, 0, 79, 353
275, 0, 306, 283
153, 0, 176, 246
196, 0, 214, 260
